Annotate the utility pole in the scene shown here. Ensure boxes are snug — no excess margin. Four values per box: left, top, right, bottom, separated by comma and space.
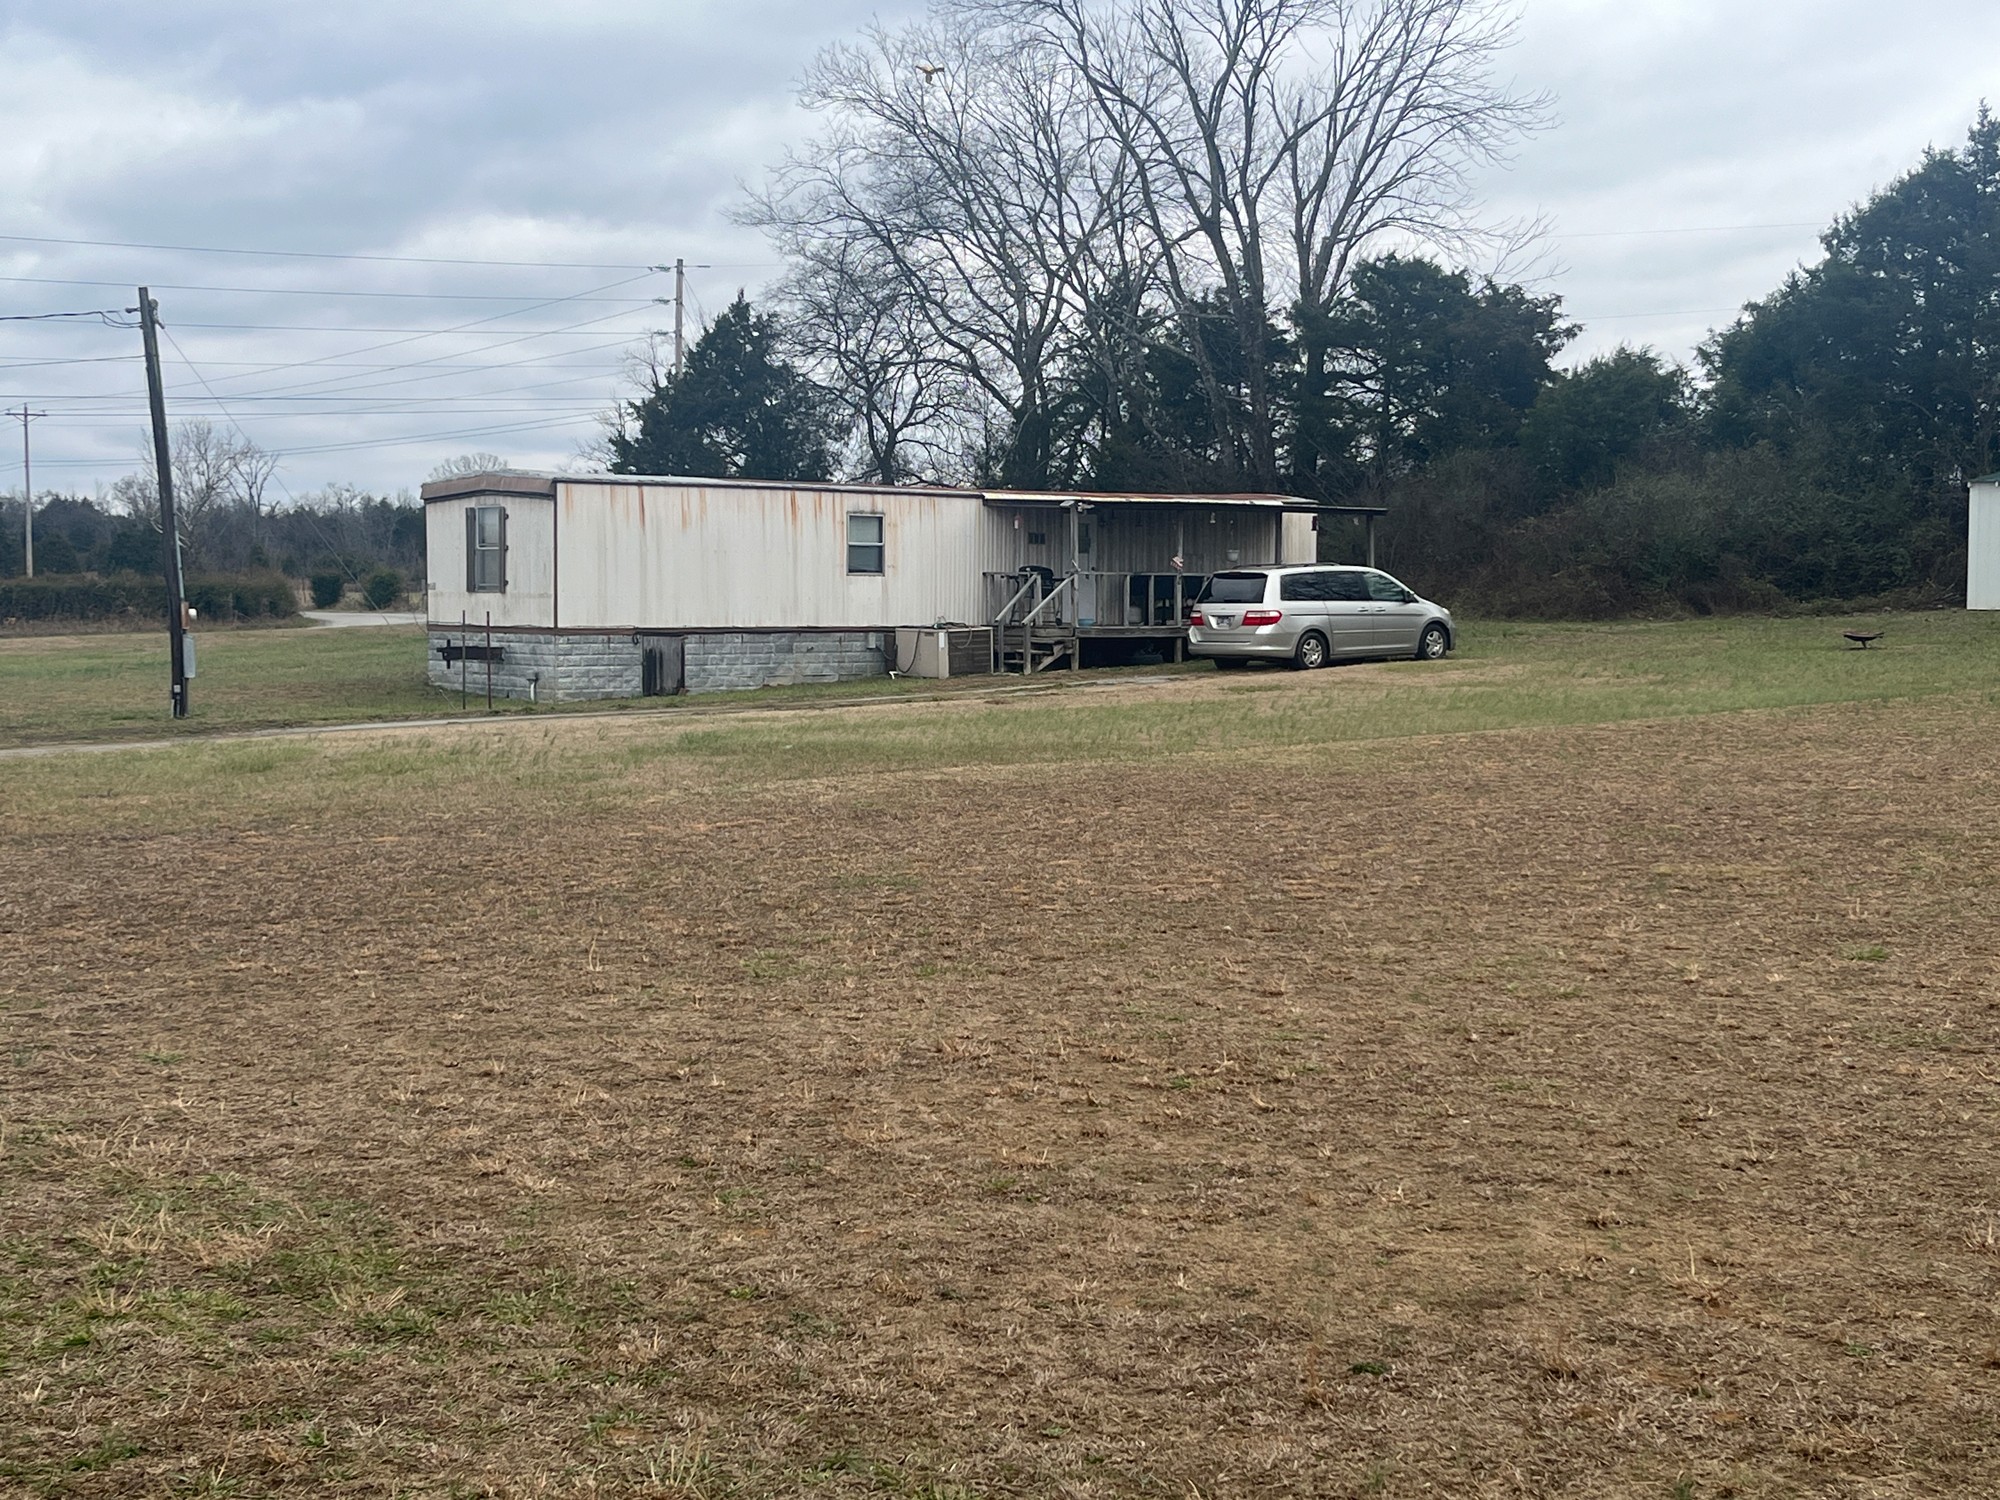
137, 288, 189, 719
674, 257, 685, 377
7, 405, 45, 577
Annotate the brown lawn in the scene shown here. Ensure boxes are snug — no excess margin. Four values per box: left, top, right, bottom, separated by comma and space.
3, 684, 1997, 1497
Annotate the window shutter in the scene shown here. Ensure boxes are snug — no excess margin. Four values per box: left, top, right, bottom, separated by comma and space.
465, 508, 477, 591
498, 508, 508, 591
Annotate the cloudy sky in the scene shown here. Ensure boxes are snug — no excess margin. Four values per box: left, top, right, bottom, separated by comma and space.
1, 0, 1995, 498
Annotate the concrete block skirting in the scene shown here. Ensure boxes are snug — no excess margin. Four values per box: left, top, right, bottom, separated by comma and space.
685, 631, 886, 692
426, 628, 887, 701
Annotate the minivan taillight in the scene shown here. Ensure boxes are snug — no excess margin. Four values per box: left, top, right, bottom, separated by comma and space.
1188, 609, 1207, 626
1241, 609, 1282, 627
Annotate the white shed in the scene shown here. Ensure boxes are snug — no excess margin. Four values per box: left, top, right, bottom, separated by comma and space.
421, 472, 1345, 698
1970, 473, 2000, 610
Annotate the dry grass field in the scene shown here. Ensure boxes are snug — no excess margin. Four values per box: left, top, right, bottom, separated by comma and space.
5, 637, 2000, 1497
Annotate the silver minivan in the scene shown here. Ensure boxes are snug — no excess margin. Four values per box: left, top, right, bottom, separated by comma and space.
1187, 565, 1454, 669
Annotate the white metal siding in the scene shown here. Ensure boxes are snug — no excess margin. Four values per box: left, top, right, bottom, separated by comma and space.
554, 481, 994, 629
1969, 481, 2000, 610
425, 495, 556, 628
1280, 512, 1317, 565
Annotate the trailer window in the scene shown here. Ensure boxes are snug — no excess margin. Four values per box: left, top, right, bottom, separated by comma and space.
466, 506, 506, 592
847, 513, 885, 575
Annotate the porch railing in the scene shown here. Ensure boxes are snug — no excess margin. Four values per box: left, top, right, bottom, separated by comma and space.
986, 569, 1207, 630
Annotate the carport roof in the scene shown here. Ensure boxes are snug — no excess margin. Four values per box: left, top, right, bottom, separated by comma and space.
417, 470, 1387, 516
980, 490, 1385, 515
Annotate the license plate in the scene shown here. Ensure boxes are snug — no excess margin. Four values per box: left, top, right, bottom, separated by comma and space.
1213, 614, 1236, 627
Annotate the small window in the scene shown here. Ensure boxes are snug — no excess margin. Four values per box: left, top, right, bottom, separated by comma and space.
1364, 571, 1412, 603
847, 512, 885, 575
466, 505, 506, 592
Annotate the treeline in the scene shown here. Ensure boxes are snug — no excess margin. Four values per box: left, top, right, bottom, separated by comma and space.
0, 439, 424, 601
609, 0, 1998, 616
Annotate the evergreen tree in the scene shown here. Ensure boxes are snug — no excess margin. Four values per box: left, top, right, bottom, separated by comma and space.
1297, 254, 1574, 495
612, 296, 838, 481
1703, 107, 2000, 505
1521, 347, 1692, 497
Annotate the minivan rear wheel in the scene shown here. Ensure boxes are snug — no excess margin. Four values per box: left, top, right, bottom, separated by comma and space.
1293, 631, 1329, 670
1416, 622, 1449, 660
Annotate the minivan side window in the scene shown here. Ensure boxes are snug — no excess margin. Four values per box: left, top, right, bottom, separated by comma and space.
1364, 571, 1411, 602
1200, 572, 1269, 604
1325, 571, 1369, 601
1279, 571, 1334, 602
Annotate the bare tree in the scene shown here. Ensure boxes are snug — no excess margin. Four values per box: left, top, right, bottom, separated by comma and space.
756, 0, 1542, 490
747, 14, 1136, 488
235, 441, 280, 559
425, 453, 511, 482
982, 0, 1545, 488
773, 236, 967, 483
581, 335, 677, 475
114, 419, 281, 569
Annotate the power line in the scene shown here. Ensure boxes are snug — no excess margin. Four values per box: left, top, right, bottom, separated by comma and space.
1553, 221, 1821, 239
40, 319, 660, 335
0, 230, 658, 271
164, 271, 659, 391
0, 229, 784, 271
0, 354, 628, 373
250, 415, 604, 459
1573, 306, 1742, 321
13, 415, 602, 467
45, 408, 608, 420
0, 272, 659, 303
189, 303, 651, 402
0, 308, 140, 325
0, 356, 133, 369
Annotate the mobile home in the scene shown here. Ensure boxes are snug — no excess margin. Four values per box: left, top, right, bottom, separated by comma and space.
422, 471, 1361, 699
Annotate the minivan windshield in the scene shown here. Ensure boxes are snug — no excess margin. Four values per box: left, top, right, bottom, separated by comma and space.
1198, 572, 1268, 604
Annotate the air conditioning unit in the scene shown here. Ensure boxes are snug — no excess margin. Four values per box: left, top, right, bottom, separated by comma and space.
894, 626, 992, 678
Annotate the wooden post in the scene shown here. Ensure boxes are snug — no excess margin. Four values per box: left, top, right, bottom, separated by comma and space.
137, 291, 188, 719
10, 406, 44, 578
673, 258, 686, 376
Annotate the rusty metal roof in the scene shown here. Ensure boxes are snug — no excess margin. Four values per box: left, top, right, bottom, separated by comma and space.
419, 470, 1385, 516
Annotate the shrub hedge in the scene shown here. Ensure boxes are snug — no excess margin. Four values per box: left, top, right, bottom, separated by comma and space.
0, 570, 298, 624
361, 567, 405, 609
